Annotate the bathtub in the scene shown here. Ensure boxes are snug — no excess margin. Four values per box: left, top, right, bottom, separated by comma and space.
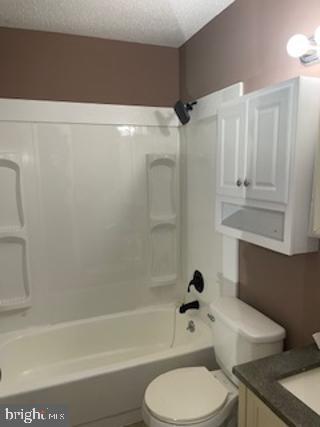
0, 304, 215, 426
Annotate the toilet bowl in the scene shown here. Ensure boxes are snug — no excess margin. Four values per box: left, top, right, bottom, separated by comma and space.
142, 297, 286, 427
142, 368, 238, 427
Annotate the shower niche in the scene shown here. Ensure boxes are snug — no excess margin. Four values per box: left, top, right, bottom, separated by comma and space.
147, 154, 178, 287
0, 156, 24, 229
0, 153, 31, 310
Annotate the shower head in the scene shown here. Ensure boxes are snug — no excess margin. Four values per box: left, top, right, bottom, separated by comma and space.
174, 100, 197, 125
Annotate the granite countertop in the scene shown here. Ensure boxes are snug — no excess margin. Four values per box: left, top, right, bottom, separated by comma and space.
233, 344, 320, 427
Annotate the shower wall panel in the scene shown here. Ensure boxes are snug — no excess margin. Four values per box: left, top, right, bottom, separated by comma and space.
0, 100, 182, 332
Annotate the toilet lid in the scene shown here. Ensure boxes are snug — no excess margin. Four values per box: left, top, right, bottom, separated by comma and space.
144, 367, 229, 424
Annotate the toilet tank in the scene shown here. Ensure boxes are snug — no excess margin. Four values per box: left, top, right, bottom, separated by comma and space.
209, 298, 285, 383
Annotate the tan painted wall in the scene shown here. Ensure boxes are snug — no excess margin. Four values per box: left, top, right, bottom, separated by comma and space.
180, 0, 320, 101
180, 0, 320, 349
239, 243, 320, 349
0, 27, 179, 107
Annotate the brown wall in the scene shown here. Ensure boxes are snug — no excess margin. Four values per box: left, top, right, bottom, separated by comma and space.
180, 0, 320, 349
0, 27, 179, 107
180, 0, 320, 101
239, 243, 320, 349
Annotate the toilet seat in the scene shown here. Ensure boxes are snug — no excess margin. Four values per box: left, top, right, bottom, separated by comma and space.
144, 367, 230, 425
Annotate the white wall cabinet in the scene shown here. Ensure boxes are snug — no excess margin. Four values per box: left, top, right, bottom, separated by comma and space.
246, 85, 292, 204
217, 101, 247, 198
216, 77, 320, 255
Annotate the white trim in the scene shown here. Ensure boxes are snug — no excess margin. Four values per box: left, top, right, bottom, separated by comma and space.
222, 236, 239, 284
0, 84, 243, 127
0, 98, 179, 127
190, 82, 243, 122
189, 82, 243, 287
182, 82, 243, 297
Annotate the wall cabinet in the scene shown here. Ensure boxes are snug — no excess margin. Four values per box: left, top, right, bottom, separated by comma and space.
216, 77, 320, 254
246, 85, 291, 204
239, 383, 287, 427
217, 101, 247, 198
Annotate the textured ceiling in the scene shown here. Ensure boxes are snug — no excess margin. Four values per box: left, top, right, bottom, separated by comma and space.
0, 0, 235, 47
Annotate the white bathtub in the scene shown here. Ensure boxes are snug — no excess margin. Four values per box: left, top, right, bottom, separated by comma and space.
0, 305, 215, 426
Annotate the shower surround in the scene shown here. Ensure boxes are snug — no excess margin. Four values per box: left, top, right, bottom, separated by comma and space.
0, 99, 182, 332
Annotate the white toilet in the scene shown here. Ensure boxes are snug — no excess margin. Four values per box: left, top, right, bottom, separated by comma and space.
142, 297, 285, 427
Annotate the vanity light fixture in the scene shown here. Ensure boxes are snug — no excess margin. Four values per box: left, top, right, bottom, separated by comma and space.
287, 26, 320, 65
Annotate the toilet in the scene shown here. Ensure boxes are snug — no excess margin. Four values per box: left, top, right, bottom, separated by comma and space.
142, 297, 285, 427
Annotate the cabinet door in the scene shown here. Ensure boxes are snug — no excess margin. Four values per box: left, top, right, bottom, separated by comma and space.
246, 388, 288, 427
246, 85, 293, 203
217, 101, 246, 198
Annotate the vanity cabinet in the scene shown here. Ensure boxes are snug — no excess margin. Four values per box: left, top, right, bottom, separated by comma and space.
216, 77, 320, 254
239, 383, 287, 427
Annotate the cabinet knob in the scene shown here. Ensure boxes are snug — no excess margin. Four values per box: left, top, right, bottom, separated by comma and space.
244, 179, 250, 187
236, 179, 242, 187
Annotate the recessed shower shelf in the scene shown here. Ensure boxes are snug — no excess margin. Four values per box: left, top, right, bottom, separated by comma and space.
0, 153, 31, 311
0, 236, 31, 311
147, 154, 176, 166
0, 153, 24, 229
150, 215, 176, 228
0, 227, 27, 238
0, 296, 31, 311
147, 153, 178, 288
151, 274, 177, 287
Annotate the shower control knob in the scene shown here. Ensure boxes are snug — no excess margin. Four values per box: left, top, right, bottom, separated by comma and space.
236, 179, 242, 187
244, 179, 250, 187
187, 270, 204, 293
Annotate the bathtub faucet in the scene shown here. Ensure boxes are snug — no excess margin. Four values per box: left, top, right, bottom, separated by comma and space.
179, 300, 200, 313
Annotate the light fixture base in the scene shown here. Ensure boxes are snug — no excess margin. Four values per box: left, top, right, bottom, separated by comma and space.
299, 37, 320, 66
300, 52, 320, 66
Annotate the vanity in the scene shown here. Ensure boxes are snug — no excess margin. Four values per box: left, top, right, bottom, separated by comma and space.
238, 384, 286, 427
233, 345, 320, 427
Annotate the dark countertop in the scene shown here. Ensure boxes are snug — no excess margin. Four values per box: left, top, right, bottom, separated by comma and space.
233, 344, 320, 427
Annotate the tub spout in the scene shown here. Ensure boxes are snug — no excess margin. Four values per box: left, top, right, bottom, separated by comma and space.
179, 300, 200, 314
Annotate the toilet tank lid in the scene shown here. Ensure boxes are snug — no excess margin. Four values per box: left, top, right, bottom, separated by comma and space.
210, 298, 286, 344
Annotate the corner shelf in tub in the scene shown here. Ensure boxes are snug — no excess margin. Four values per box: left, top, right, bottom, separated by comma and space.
0, 153, 31, 311
146, 154, 179, 288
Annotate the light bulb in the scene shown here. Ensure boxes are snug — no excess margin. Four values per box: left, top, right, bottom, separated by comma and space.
286, 34, 310, 58
314, 26, 320, 45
